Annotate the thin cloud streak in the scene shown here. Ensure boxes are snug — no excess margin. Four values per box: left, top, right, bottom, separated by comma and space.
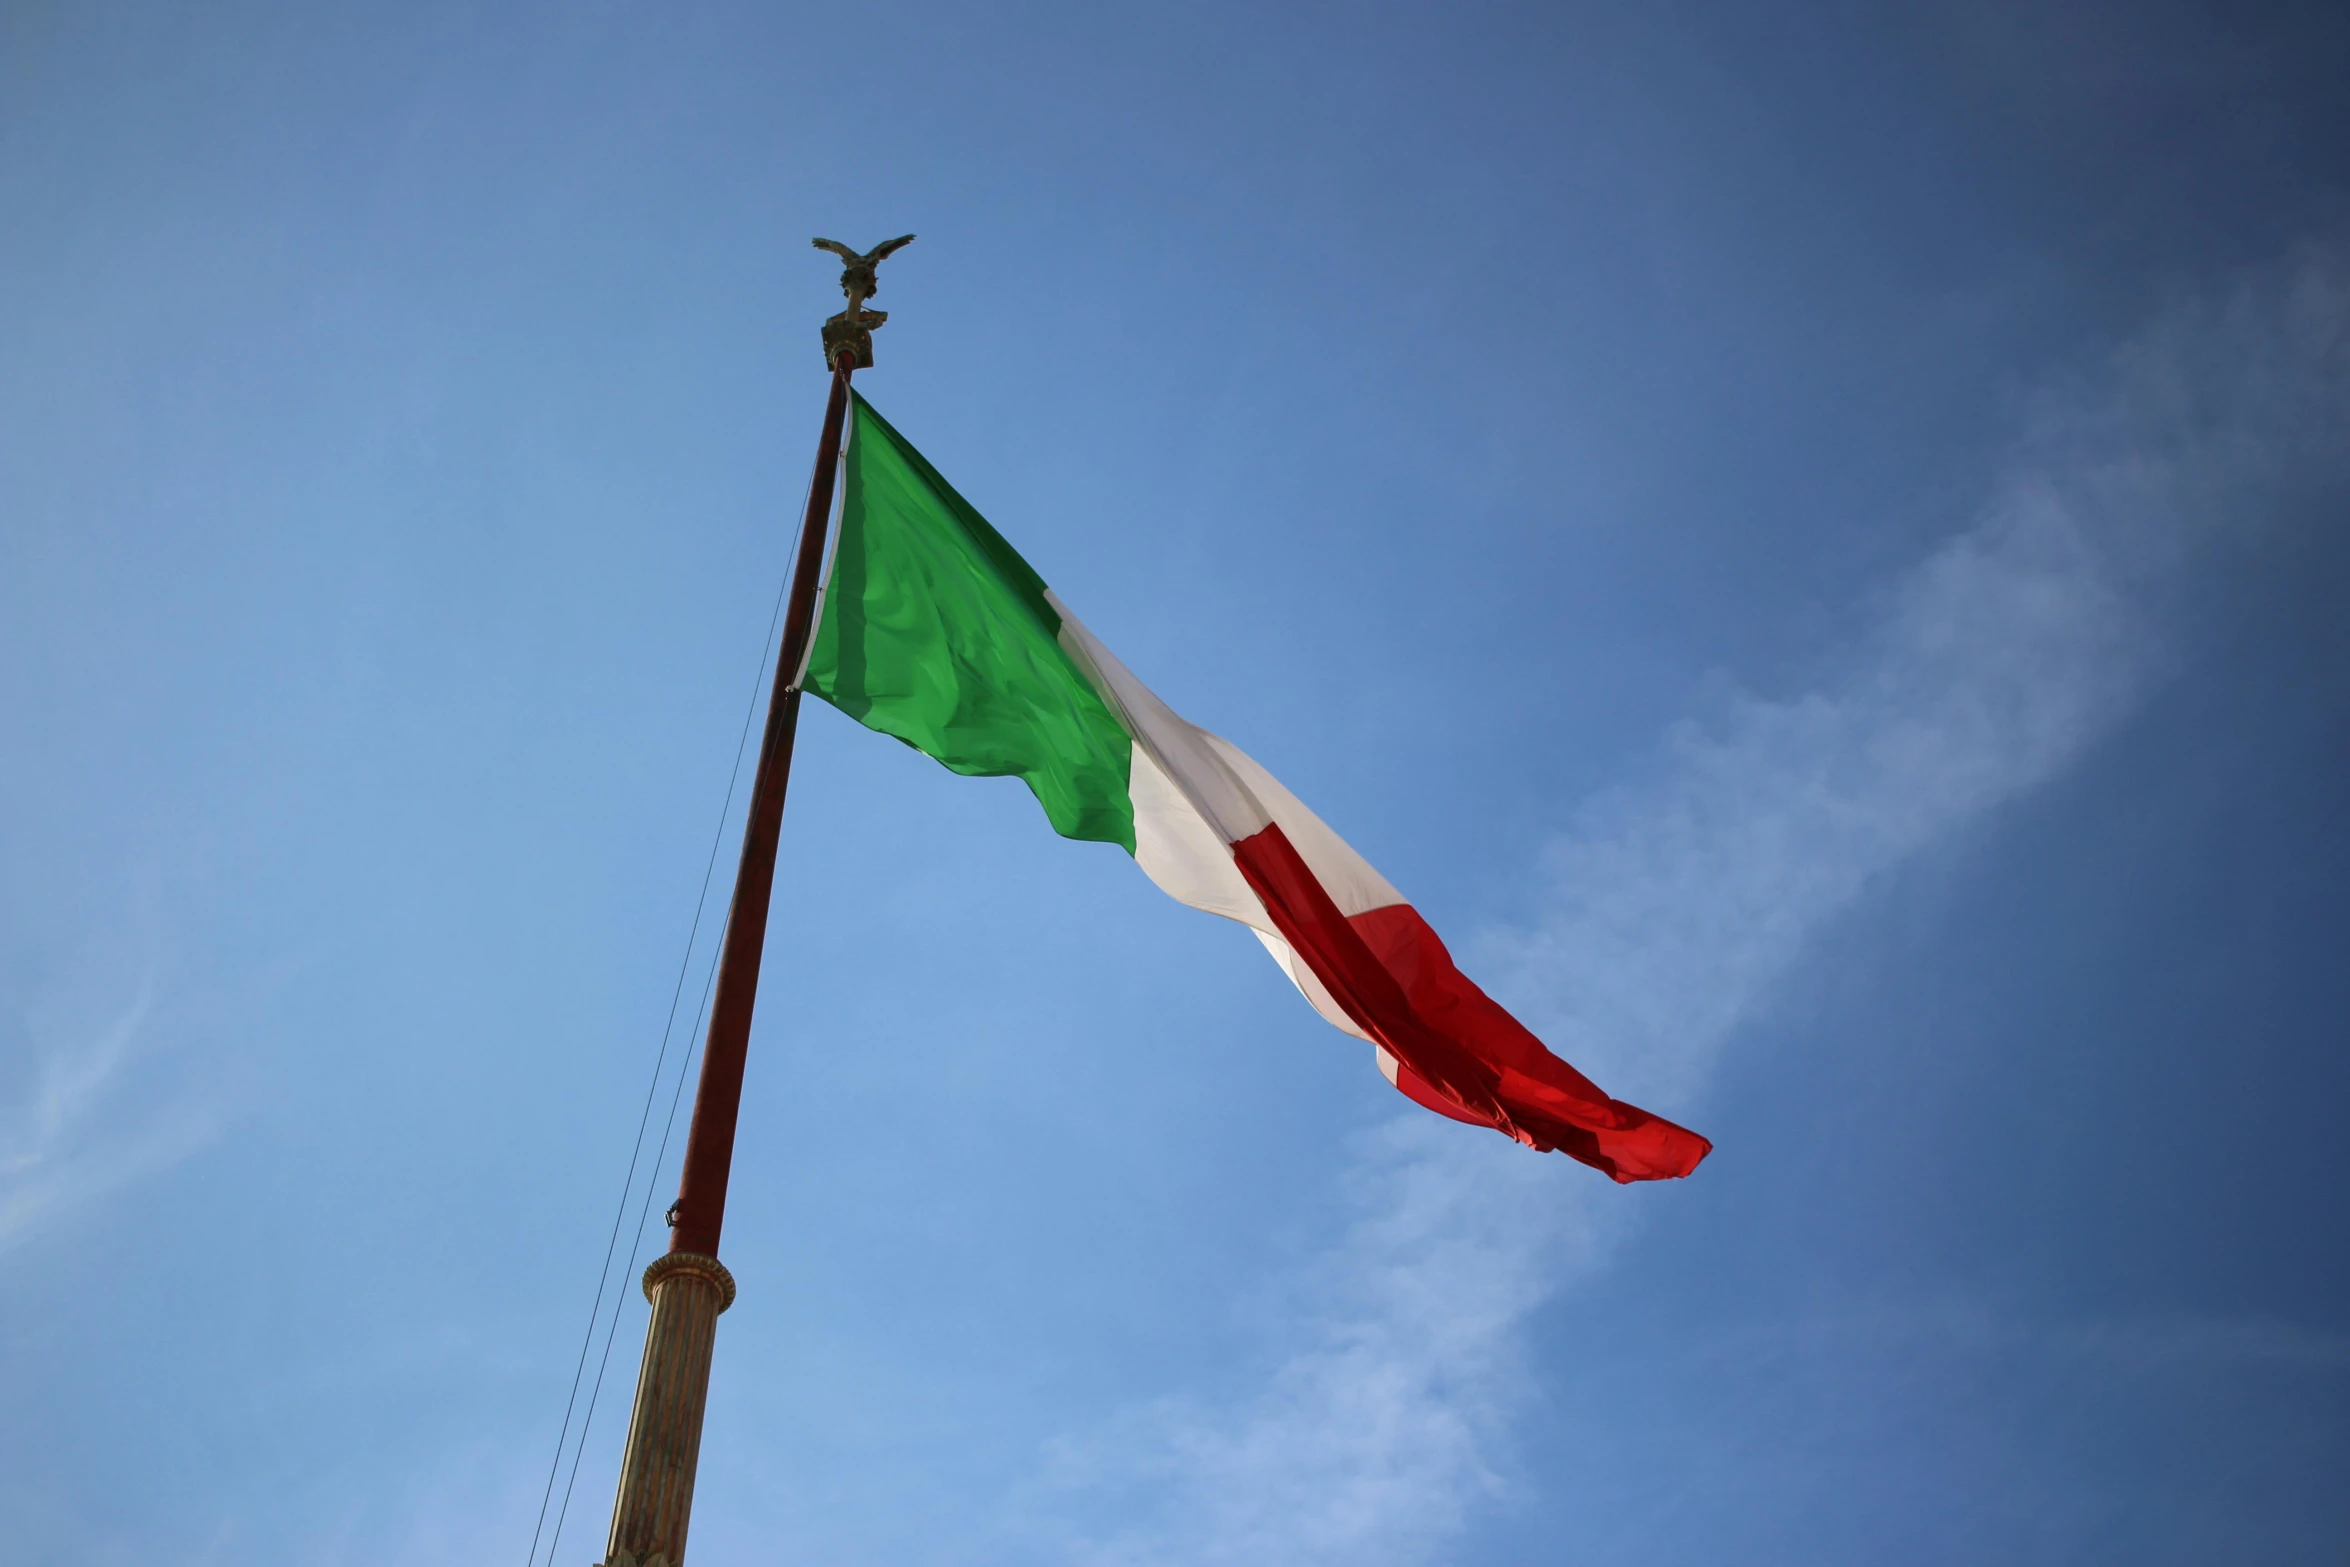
0, 975, 216, 1253
1024, 1121, 1595, 1567
1492, 244, 2350, 1107
1023, 245, 2350, 1565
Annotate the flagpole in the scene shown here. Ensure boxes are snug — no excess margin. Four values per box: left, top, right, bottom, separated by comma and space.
596, 236, 909, 1567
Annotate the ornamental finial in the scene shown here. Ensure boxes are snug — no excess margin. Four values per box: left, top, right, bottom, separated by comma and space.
811, 233, 914, 370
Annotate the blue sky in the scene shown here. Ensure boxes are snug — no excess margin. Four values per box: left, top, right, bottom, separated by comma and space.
4, 3, 2347, 1563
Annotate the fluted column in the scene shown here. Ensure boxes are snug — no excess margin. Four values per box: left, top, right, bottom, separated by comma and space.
598, 1253, 737, 1567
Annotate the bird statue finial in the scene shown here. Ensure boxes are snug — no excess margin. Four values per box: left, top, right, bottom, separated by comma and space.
811, 234, 915, 371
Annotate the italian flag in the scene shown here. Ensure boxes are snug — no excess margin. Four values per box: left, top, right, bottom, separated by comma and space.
802, 394, 1710, 1183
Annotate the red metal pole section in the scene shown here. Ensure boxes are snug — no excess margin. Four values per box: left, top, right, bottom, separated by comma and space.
667, 347, 854, 1261
596, 349, 855, 1567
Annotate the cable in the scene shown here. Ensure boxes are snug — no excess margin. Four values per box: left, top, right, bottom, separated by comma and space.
524, 553, 793, 1567
544, 892, 726, 1566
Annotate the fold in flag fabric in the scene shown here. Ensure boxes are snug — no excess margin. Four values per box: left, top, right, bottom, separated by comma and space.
802, 393, 1710, 1182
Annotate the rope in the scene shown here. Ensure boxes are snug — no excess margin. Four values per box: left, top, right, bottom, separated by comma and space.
524, 548, 794, 1567
545, 905, 724, 1566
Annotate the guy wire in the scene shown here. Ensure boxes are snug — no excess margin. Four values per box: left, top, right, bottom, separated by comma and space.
524, 514, 798, 1567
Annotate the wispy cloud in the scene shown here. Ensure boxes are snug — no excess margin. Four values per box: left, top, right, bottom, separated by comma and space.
0, 972, 216, 1253
1024, 1120, 1593, 1567
1023, 245, 2350, 1564
1491, 246, 2350, 1107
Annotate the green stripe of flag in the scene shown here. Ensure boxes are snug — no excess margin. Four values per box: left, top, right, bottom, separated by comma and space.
803, 393, 1139, 850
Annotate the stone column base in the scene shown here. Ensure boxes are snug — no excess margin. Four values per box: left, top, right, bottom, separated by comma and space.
598, 1252, 736, 1567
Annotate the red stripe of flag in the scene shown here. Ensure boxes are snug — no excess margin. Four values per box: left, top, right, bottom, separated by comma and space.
1229, 824, 1712, 1183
